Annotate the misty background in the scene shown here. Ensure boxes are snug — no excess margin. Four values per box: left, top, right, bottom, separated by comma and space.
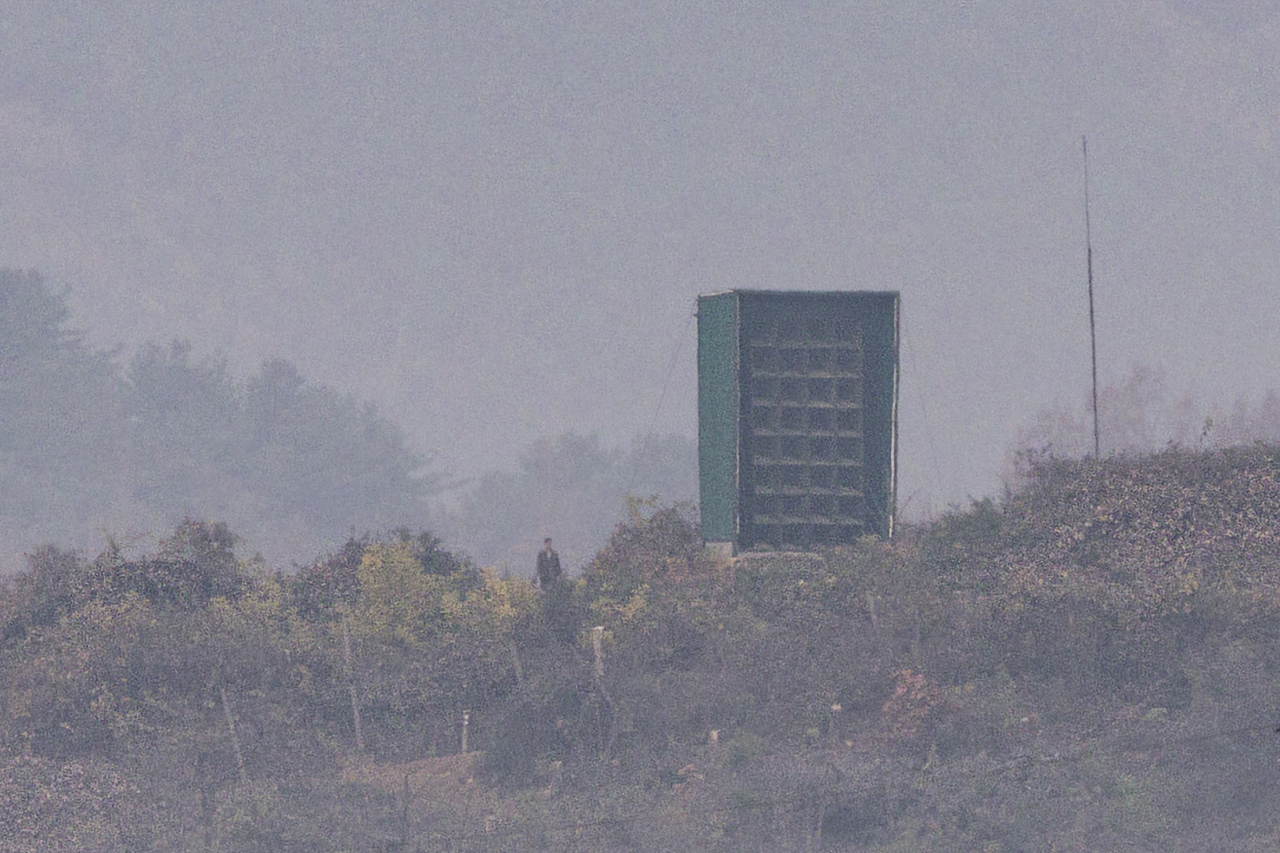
4, 1, 1280, 572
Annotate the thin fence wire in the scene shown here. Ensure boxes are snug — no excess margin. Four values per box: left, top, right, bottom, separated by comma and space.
386, 720, 1279, 851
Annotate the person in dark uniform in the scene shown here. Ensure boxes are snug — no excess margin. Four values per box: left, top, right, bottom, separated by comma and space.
535, 538, 562, 588
536, 538, 575, 643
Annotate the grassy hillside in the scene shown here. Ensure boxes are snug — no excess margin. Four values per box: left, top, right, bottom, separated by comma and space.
3, 447, 1280, 851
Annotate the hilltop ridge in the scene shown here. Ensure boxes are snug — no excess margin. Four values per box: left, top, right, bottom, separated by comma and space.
3, 447, 1280, 850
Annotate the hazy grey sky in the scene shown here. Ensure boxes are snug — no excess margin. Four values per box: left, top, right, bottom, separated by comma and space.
4, 1, 1279, 515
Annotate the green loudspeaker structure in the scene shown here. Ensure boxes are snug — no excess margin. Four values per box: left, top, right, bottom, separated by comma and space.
697, 290, 899, 554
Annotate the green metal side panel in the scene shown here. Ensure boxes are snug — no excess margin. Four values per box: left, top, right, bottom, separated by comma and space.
697, 293, 739, 543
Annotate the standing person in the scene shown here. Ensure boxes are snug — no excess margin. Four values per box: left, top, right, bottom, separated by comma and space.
536, 538, 575, 643
535, 538, 562, 588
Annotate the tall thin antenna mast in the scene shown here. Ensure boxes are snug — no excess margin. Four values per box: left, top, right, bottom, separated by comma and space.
1083, 136, 1100, 458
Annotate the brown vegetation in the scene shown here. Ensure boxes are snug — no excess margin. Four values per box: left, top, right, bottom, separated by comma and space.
3, 448, 1280, 850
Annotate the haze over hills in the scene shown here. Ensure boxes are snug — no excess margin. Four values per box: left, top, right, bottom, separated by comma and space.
4, 1, 1280, 524
0, 268, 699, 574
6, 261, 1278, 578
7, 7, 1280, 846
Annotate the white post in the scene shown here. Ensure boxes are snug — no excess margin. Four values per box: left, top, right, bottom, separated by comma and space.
592, 626, 605, 681
220, 686, 246, 783
461, 709, 470, 754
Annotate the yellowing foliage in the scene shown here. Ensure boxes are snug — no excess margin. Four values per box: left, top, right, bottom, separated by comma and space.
352, 543, 537, 648
441, 568, 538, 641
353, 542, 449, 645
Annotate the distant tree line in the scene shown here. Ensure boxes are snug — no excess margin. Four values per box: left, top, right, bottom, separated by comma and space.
0, 269, 432, 568
439, 431, 698, 577
1008, 363, 1280, 473
1, 268, 699, 574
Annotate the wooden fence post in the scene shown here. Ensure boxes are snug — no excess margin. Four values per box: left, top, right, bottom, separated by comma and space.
342, 613, 365, 754
220, 685, 247, 783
